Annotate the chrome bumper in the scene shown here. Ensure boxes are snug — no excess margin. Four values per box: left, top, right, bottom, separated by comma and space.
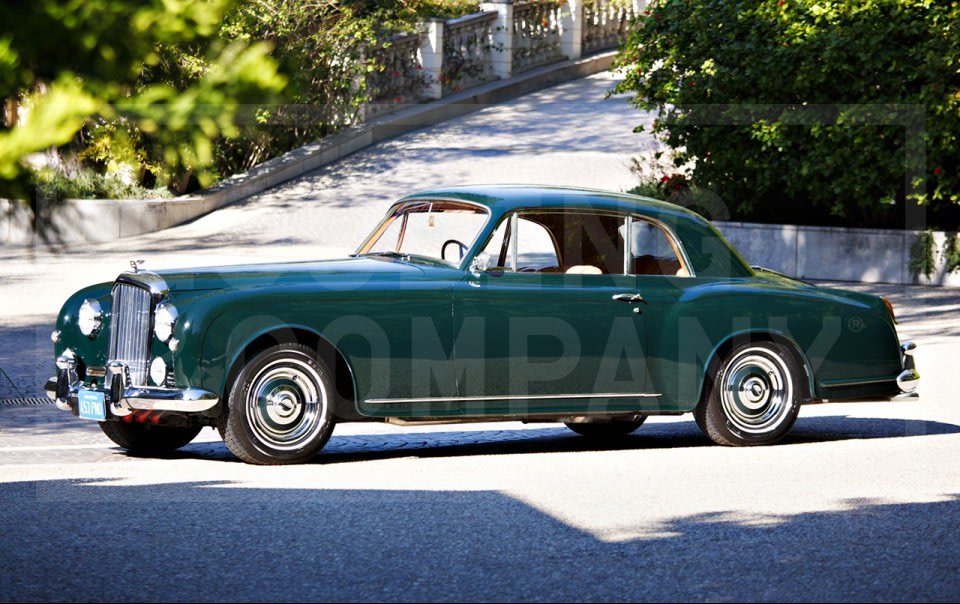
897, 341, 919, 394
45, 376, 219, 416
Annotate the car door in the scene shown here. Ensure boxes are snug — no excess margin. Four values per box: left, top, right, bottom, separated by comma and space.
451, 210, 656, 417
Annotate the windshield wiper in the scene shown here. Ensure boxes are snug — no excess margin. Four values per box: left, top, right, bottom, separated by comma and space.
352, 251, 410, 260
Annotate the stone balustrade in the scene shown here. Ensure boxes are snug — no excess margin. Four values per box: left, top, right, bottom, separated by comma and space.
583, 0, 645, 55
442, 11, 500, 94
365, 32, 427, 117
511, 1, 565, 73
366, 0, 642, 107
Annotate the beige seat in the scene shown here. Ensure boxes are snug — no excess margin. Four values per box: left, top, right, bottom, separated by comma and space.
565, 265, 602, 275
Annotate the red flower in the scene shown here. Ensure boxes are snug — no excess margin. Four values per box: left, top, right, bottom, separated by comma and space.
934, 166, 943, 176
454, 86, 461, 93
393, 70, 400, 77
394, 97, 402, 103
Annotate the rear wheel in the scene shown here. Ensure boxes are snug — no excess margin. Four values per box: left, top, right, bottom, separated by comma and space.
695, 341, 801, 446
565, 417, 646, 438
99, 421, 201, 454
218, 343, 335, 465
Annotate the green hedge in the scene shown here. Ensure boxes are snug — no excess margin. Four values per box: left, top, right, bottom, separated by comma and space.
614, 0, 960, 229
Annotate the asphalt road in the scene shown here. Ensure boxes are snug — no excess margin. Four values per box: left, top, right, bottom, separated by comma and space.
1, 281, 958, 602
1, 72, 958, 601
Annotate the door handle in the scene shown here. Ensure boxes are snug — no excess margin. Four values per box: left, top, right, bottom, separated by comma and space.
612, 293, 647, 304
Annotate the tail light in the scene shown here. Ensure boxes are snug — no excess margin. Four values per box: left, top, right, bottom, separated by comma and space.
882, 297, 897, 324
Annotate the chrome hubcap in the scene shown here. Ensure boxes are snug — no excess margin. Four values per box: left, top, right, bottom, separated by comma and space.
247, 359, 327, 451
720, 348, 793, 434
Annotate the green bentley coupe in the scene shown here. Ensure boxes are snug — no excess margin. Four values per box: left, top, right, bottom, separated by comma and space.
47, 186, 919, 464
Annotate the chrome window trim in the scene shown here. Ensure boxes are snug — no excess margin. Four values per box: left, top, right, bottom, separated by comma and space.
623, 215, 633, 275
509, 212, 519, 271
470, 207, 697, 278
354, 198, 493, 271
633, 215, 697, 278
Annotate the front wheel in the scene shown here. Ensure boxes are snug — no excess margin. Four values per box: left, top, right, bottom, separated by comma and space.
218, 343, 335, 465
695, 341, 801, 446
99, 421, 201, 454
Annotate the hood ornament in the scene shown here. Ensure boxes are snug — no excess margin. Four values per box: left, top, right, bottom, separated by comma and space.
129, 259, 145, 274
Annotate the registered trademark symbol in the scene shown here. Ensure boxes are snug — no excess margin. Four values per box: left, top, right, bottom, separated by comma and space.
848, 316, 864, 332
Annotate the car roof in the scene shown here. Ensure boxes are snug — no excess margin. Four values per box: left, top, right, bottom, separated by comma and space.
398, 184, 703, 223
398, 185, 753, 279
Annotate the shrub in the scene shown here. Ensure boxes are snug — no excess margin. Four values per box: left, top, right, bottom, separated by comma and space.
613, 0, 960, 229
29, 168, 172, 201
909, 230, 936, 280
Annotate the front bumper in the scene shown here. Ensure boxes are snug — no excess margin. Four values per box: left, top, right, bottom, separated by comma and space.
45, 372, 219, 417
896, 341, 919, 394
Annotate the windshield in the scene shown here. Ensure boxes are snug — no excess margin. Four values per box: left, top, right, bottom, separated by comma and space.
356, 200, 490, 265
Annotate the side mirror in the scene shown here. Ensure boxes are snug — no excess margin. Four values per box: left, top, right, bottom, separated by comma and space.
469, 252, 491, 276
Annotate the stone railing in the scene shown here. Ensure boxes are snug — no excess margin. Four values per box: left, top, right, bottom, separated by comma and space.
365, 32, 428, 114
512, 1, 565, 73
442, 11, 500, 94
582, 0, 643, 55
366, 0, 642, 107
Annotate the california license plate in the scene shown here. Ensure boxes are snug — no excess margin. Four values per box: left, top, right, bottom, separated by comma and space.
77, 390, 106, 421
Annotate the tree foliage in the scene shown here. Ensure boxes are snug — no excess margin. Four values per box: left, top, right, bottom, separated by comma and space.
1, 1, 479, 200
0, 0, 286, 200
613, 0, 960, 228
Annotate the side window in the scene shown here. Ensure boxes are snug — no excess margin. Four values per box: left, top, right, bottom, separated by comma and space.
621, 219, 689, 277
479, 215, 559, 271
476, 211, 689, 277
479, 219, 507, 266
517, 218, 559, 271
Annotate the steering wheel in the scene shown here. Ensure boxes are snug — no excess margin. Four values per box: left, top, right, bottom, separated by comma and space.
442, 239, 468, 261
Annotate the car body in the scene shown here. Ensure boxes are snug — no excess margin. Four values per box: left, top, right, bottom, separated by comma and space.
47, 185, 920, 463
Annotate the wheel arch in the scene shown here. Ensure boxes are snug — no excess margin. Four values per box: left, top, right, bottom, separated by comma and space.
221, 325, 360, 421
696, 329, 816, 408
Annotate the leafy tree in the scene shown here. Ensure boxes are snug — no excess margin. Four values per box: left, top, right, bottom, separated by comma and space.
0, 0, 286, 200
209, 0, 475, 179
613, 0, 960, 228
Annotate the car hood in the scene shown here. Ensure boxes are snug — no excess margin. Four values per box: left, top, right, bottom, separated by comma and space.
150, 257, 431, 293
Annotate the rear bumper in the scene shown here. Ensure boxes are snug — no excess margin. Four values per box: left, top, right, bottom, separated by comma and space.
897, 341, 919, 394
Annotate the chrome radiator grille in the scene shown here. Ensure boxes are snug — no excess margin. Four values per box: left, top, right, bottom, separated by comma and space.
108, 283, 153, 387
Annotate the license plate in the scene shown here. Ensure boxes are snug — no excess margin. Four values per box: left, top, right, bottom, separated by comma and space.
77, 390, 106, 421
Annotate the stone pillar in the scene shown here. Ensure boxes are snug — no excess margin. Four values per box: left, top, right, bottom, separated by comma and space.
560, 0, 583, 60
352, 47, 368, 123
481, 0, 514, 79
420, 18, 445, 100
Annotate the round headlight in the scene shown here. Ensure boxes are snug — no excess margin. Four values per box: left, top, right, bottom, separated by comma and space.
78, 299, 102, 337
154, 303, 178, 343
150, 356, 168, 386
